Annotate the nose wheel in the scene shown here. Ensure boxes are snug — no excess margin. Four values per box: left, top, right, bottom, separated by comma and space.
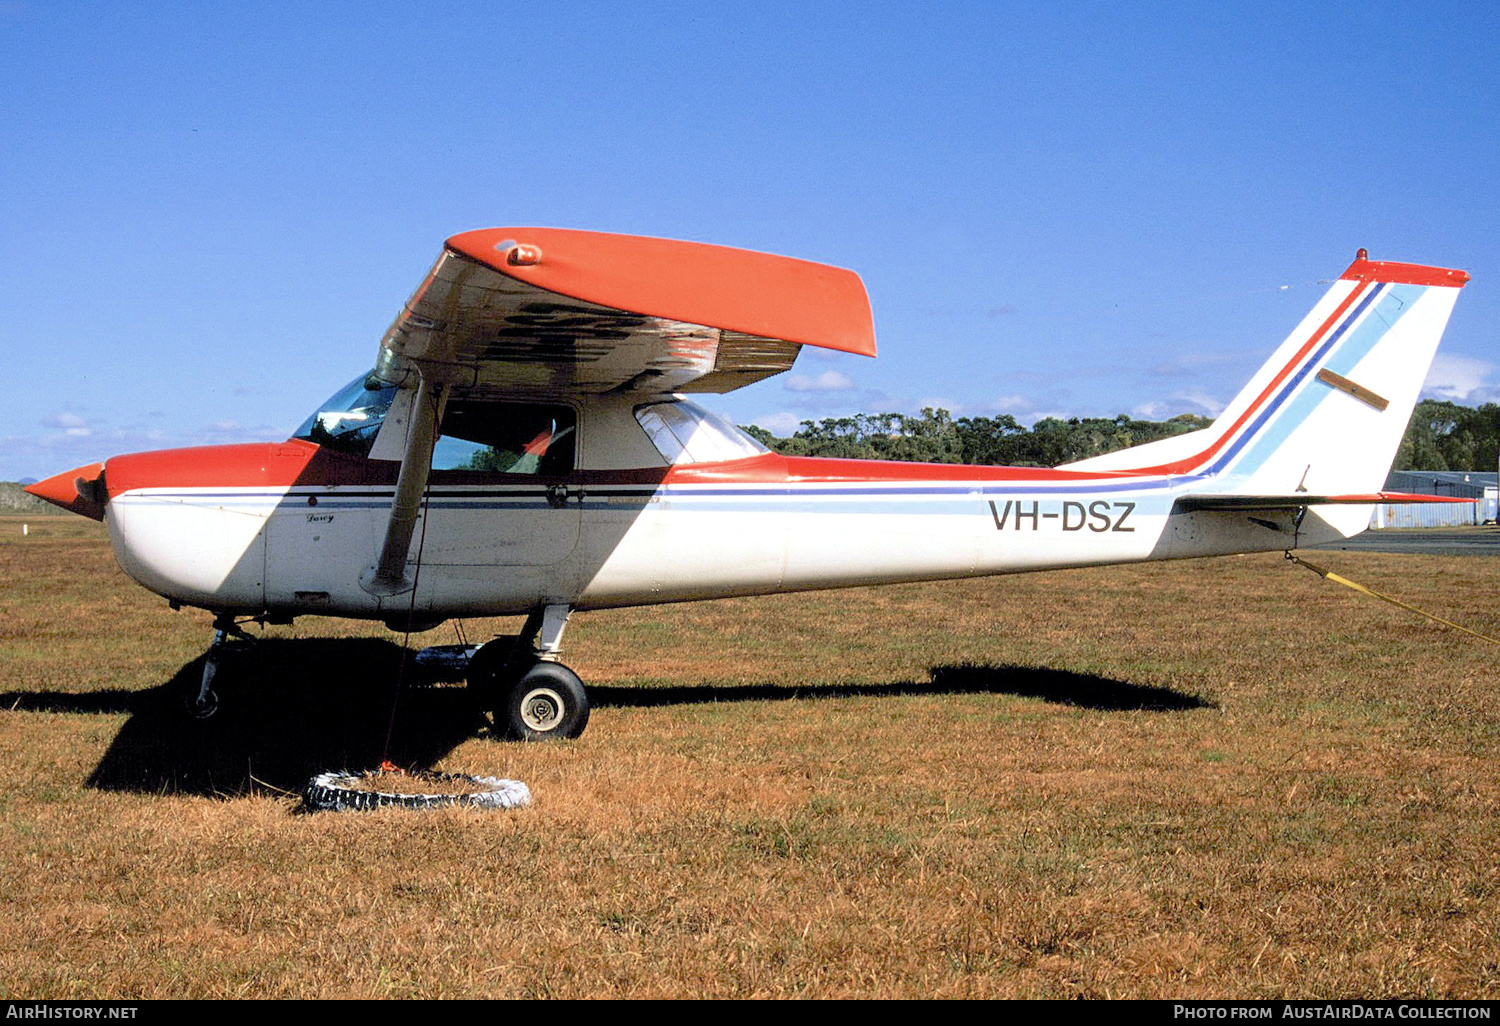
186, 614, 255, 720
188, 671, 221, 720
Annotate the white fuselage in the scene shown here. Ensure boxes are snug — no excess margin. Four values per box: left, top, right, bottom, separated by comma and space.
101, 398, 1355, 624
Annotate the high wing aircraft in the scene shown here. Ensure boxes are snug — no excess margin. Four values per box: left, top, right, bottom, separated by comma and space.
25, 228, 1471, 740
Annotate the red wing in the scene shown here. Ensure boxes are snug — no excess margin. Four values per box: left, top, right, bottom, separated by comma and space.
375, 227, 876, 397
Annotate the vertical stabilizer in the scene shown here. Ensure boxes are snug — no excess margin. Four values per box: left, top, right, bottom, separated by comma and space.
1064, 253, 1469, 505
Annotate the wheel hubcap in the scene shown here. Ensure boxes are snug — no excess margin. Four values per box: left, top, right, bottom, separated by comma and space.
519, 686, 565, 731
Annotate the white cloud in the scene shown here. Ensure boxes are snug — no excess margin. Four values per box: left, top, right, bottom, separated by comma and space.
1131, 391, 1226, 420
1, 415, 287, 481
39, 411, 93, 439
1422, 354, 1496, 403
784, 370, 855, 393
1148, 350, 1242, 378
989, 394, 1042, 416
750, 412, 804, 436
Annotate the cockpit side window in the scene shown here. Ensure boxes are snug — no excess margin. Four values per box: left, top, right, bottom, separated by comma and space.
635, 399, 770, 464
292, 375, 398, 458
433, 402, 577, 475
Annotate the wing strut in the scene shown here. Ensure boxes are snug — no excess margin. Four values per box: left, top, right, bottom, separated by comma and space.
360, 378, 449, 596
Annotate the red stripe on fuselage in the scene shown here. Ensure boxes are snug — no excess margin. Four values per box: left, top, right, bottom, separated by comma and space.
662, 452, 1135, 485
101, 441, 1141, 497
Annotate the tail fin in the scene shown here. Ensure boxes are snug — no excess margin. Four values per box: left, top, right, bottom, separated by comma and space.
1064, 252, 1469, 512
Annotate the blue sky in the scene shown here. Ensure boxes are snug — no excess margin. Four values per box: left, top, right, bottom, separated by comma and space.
3, 1, 1496, 480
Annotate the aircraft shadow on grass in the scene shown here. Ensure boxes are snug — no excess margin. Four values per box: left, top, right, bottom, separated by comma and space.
6, 638, 483, 798
590, 663, 1214, 713
2, 641, 1211, 798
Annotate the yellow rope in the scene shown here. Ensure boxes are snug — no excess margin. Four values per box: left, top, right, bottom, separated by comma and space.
1284, 550, 1500, 646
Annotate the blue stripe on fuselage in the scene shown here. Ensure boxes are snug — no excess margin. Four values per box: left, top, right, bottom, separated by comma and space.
1218, 284, 1422, 480
119, 480, 1188, 518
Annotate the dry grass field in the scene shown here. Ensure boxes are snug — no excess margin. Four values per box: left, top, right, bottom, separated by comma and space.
1, 515, 1498, 998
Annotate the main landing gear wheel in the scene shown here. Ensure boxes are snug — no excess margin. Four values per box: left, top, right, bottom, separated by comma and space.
505, 662, 589, 742
464, 606, 588, 741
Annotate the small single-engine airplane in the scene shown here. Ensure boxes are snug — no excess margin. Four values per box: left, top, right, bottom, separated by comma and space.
27, 228, 1471, 739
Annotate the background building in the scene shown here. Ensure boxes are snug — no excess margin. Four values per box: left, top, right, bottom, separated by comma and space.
1375, 471, 1499, 527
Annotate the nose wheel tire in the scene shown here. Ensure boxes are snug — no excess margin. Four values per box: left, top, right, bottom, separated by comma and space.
188, 688, 220, 720
185, 648, 227, 720
504, 662, 589, 741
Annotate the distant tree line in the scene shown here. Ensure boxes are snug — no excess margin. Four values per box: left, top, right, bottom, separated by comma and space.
0, 481, 62, 514
744, 399, 1500, 471
743, 409, 1213, 467
1393, 400, 1500, 472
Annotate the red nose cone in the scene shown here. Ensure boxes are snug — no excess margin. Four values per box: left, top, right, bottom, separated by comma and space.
25, 462, 106, 520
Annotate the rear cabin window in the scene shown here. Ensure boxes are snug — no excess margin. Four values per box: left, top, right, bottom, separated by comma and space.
635, 399, 769, 464
433, 402, 576, 475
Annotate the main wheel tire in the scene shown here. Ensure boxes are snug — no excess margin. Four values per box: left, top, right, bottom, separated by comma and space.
505, 662, 589, 741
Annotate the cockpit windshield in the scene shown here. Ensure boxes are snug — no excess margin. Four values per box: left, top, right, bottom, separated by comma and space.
292, 374, 398, 458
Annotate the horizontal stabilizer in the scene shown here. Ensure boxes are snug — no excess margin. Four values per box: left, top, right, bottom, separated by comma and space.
1174, 491, 1477, 513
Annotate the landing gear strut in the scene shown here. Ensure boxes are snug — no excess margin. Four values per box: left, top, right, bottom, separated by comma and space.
466, 604, 589, 741
190, 614, 255, 719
